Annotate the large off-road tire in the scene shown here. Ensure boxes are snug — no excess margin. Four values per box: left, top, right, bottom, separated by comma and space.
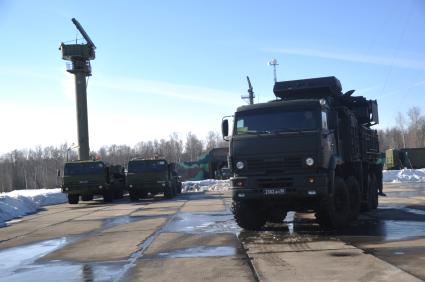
81, 194, 93, 201
103, 190, 114, 203
315, 176, 350, 229
114, 190, 124, 199
129, 190, 139, 201
232, 200, 266, 231
369, 174, 379, 210
363, 173, 379, 211
346, 176, 361, 221
68, 194, 79, 204
267, 209, 288, 224
164, 184, 174, 199
139, 192, 148, 199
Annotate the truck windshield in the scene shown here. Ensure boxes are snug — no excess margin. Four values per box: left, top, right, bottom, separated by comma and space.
128, 160, 167, 173
64, 162, 105, 175
235, 109, 317, 135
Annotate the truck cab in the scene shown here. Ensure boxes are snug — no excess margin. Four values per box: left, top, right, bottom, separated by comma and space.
126, 159, 178, 201
62, 160, 125, 204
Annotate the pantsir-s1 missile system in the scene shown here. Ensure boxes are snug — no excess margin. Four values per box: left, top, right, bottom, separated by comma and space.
222, 76, 381, 230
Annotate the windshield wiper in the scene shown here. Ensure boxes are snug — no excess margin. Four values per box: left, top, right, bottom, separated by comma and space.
244, 130, 272, 135
273, 128, 305, 134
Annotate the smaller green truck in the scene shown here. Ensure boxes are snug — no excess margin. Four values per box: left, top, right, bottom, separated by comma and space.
61, 160, 125, 204
126, 159, 181, 201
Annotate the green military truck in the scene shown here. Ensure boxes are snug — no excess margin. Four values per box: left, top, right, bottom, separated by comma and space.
222, 76, 381, 230
385, 148, 425, 169
61, 160, 126, 204
126, 159, 181, 201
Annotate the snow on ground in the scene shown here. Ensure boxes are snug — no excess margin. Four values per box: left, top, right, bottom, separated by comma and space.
182, 170, 425, 193
383, 169, 425, 183
182, 179, 230, 193
0, 188, 67, 226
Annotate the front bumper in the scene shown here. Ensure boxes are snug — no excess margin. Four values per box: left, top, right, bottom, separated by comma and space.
231, 173, 329, 201
127, 182, 167, 193
62, 184, 109, 195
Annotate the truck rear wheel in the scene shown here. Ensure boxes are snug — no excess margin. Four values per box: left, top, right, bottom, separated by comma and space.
369, 174, 379, 210
103, 190, 114, 203
316, 176, 350, 229
129, 190, 139, 201
114, 190, 124, 199
68, 194, 79, 204
346, 177, 360, 221
81, 194, 93, 201
232, 200, 266, 231
164, 184, 174, 199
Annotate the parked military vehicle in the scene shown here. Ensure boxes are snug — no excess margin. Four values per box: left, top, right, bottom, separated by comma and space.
126, 159, 180, 201
61, 160, 125, 204
385, 148, 425, 169
222, 76, 381, 230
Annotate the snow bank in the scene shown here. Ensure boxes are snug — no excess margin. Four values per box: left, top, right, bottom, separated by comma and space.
0, 188, 67, 226
383, 169, 425, 183
182, 179, 230, 192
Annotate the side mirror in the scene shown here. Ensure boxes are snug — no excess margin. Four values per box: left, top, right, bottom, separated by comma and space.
221, 119, 229, 138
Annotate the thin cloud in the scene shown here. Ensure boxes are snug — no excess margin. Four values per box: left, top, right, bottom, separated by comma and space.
380, 78, 425, 99
266, 47, 425, 70
94, 76, 242, 107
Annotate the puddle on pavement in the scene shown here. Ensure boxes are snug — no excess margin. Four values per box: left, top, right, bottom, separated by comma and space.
1, 260, 125, 282
100, 215, 150, 230
385, 190, 425, 197
0, 214, 154, 282
157, 246, 237, 258
342, 219, 425, 241
163, 212, 241, 234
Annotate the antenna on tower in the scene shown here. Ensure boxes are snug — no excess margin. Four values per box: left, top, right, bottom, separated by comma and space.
241, 76, 255, 105
268, 58, 279, 83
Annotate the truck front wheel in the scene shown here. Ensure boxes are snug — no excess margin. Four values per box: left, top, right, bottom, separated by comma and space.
232, 200, 266, 231
164, 184, 174, 199
346, 176, 361, 221
316, 176, 350, 229
68, 194, 79, 204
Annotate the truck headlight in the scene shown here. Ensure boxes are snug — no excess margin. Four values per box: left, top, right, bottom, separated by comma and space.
236, 161, 245, 170
129, 184, 133, 188
98, 185, 103, 189
305, 157, 314, 166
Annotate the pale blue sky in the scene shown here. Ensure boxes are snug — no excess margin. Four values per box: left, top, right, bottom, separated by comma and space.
0, 0, 424, 154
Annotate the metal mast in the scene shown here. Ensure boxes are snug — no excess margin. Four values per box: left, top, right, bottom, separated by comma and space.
60, 18, 96, 161
241, 76, 255, 105
268, 58, 279, 83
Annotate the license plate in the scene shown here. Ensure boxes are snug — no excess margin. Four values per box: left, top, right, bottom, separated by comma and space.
264, 188, 286, 195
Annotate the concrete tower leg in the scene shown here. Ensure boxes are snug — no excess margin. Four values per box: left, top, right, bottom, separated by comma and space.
74, 67, 90, 161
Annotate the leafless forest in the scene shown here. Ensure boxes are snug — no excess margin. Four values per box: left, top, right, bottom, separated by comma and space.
1, 107, 424, 193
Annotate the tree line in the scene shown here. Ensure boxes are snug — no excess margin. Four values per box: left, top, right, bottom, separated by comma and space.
378, 107, 425, 151
0, 131, 227, 192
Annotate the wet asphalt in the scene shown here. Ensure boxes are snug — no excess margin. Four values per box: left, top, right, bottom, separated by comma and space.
0, 182, 424, 281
